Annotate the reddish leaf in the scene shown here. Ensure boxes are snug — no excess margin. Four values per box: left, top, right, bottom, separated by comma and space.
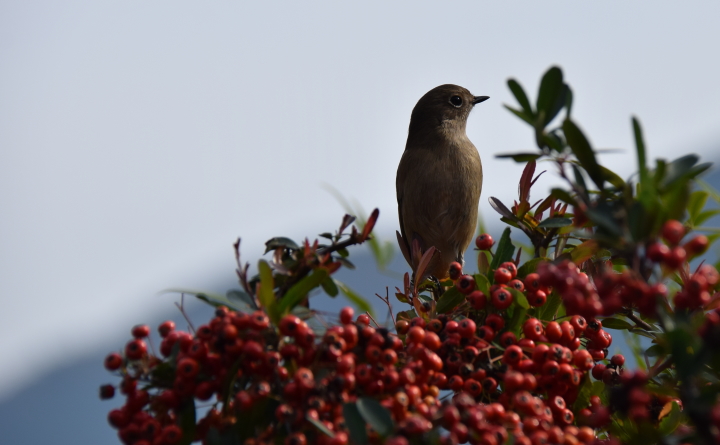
519, 161, 536, 203
415, 246, 437, 285
360, 208, 380, 241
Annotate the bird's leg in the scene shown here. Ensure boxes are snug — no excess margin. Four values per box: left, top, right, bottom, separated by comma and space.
430, 275, 444, 300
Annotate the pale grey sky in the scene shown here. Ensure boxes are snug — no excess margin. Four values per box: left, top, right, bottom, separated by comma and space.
1, 1, 719, 399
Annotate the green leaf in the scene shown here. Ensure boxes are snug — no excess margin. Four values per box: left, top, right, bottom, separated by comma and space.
396, 309, 418, 322
506, 302, 527, 336
342, 402, 368, 445
321, 276, 339, 297
600, 166, 625, 189
165, 288, 255, 313
504, 105, 535, 126
600, 317, 633, 330
474, 273, 490, 296
658, 401, 682, 435
516, 258, 545, 279
536, 291, 562, 321
507, 78, 533, 116
335, 280, 373, 315
356, 397, 394, 437
307, 415, 336, 438
494, 152, 542, 163
536, 66, 567, 127
563, 119, 604, 190
695, 209, 720, 226
257, 260, 276, 317
585, 207, 622, 237
550, 188, 577, 205
489, 228, 515, 275
509, 288, 529, 309
436, 286, 465, 314
538, 217, 573, 228
688, 190, 709, 221
264, 236, 300, 253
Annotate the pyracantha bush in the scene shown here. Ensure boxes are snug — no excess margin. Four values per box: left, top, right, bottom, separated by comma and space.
101, 67, 720, 445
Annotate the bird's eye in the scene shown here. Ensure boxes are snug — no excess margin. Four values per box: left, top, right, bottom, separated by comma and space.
450, 95, 463, 107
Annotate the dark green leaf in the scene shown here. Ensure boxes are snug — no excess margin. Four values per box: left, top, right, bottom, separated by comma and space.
321, 276, 339, 297
585, 208, 622, 237
538, 217, 573, 228
633, 117, 649, 191
536, 66, 566, 127
661, 154, 699, 188
436, 286, 465, 314
168, 288, 254, 313
356, 397, 394, 437
563, 119, 604, 190
264, 236, 300, 253
319, 232, 334, 240
600, 317, 633, 330
629, 328, 657, 340
645, 344, 665, 357
495, 152, 542, 162
489, 228, 515, 275
488, 197, 519, 221
257, 260, 276, 315
507, 78, 533, 116
226, 289, 256, 310
277, 268, 329, 314
343, 402, 368, 445
565, 86, 573, 117
336, 280, 373, 315
396, 309, 417, 322
178, 401, 196, 445
572, 164, 588, 196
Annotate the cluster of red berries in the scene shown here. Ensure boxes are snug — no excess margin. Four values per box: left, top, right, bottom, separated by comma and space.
646, 220, 708, 269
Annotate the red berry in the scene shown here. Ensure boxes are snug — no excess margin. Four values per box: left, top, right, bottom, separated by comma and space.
524, 273, 541, 292
356, 314, 370, 326
158, 320, 175, 337
664, 246, 687, 269
646, 242, 670, 262
523, 318, 544, 341
528, 290, 548, 307
467, 290, 487, 310
545, 321, 562, 342
448, 262, 463, 280
131, 324, 150, 338
494, 267, 513, 285
485, 314, 505, 332
107, 409, 128, 429
662, 220, 685, 245
475, 234, 494, 250
456, 275, 476, 294
176, 358, 200, 379
503, 345, 524, 366
610, 354, 625, 367
500, 262, 518, 278
99, 384, 115, 399
508, 279, 525, 292
339, 307, 354, 325
457, 318, 477, 338
684, 235, 709, 256
125, 339, 147, 360
279, 314, 302, 336
104, 353, 123, 371
491, 287, 513, 310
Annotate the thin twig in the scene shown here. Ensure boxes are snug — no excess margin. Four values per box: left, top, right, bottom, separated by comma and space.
174, 294, 196, 334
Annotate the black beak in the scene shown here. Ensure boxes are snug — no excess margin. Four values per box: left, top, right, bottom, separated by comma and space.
472, 96, 490, 105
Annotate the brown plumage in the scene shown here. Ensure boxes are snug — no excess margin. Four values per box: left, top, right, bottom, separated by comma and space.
396, 84, 488, 280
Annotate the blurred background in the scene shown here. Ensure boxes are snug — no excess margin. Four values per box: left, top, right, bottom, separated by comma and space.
2, 1, 720, 443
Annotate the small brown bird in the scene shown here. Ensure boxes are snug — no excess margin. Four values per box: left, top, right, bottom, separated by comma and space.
396, 84, 488, 281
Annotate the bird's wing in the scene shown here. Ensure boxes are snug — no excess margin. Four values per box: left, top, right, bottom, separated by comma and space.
396, 151, 413, 261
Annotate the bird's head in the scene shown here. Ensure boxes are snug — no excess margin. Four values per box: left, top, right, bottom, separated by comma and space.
408, 84, 489, 137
